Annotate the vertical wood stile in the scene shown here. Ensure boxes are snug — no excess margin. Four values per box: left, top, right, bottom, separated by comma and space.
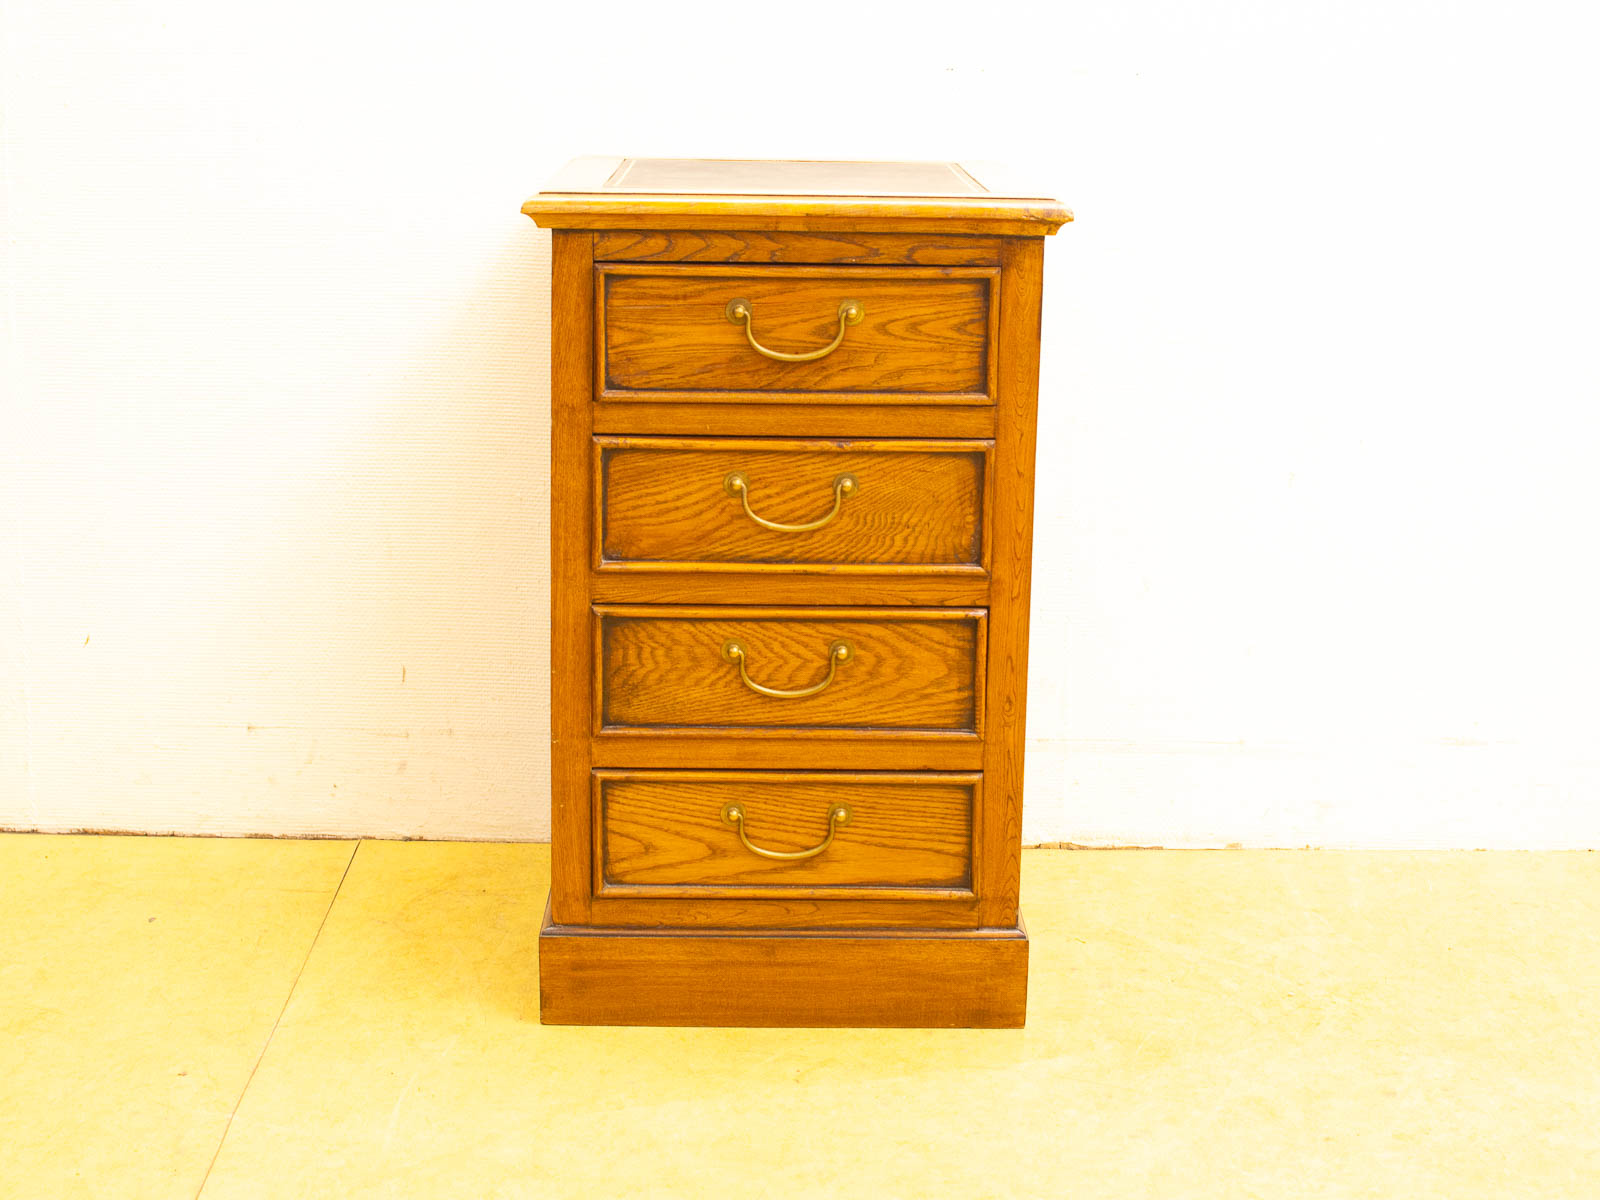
549, 230, 595, 924
978, 237, 1045, 928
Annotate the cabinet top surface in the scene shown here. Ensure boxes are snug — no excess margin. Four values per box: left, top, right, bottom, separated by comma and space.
522, 157, 1070, 234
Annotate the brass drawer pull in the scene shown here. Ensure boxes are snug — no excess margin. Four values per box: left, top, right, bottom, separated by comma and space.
723, 472, 857, 533
721, 802, 852, 860
721, 639, 852, 699
725, 297, 864, 362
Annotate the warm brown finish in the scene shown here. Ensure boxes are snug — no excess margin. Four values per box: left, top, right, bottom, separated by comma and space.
526, 159, 1065, 1027
540, 902, 1028, 1027
596, 607, 984, 735
596, 771, 974, 892
589, 734, 983, 773
591, 399, 997, 439
590, 572, 988, 609
597, 437, 988, 571
583, 894, 981, 931
593, 230, 1002, 266
547, 230, 595, 928
978, 237, 1048, 927
599, 266, 995, 402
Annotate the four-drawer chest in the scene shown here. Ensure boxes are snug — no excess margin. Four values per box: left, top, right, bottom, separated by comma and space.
522, 158, 1070, 1027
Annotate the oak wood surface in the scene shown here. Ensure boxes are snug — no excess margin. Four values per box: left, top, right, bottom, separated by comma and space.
593, 230, 1003, 266
589, 572, 988, 608
591, 400, 997, 439
597, 436, 987, 571
586, 893, 981, 931
596, 771, 974, 891
534, 205, 1069, 237
597, 607, 984, 735
548, 231, 594, 926
540, 904, 1028, 1027
977, 237, 1046, 928
589, 734, 983, 772
599, 265, 994, 400
527, 161, 1063, 1026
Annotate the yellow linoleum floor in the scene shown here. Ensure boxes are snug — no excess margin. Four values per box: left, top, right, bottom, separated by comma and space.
2, 836, 1596, 1199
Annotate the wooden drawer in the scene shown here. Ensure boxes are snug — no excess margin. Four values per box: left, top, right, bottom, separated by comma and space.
597, 264, 996, 403
594, 770, 976, 896
596, 606, 984, 736
595, 436, 989, 573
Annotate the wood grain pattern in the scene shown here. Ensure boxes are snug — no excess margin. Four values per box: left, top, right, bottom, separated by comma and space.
589, 734, 983, 772
591, 400, 996, 439
535, 205, 1069, 238
598, 265, 994, 400
977, 237, 1046, 929
527, 160, 1065, 1026
597, 437, 988, 571
596, 771, 974, 892
533, 206, 1069, 238
593, 230, 1002, 266
587, 893, 981, 930
597, 607, 984, 735
540, 903, 1029, 1027
548, 230, 594, 926
590, 572, 988, 608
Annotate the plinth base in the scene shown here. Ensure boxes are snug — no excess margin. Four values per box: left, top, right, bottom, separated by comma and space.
538, 900, 1028, 1028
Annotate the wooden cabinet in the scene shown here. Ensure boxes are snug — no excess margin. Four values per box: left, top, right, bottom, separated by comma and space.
523, 158, 1069, 1027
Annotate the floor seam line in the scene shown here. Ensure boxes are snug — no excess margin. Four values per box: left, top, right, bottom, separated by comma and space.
192, 838, 363, 1200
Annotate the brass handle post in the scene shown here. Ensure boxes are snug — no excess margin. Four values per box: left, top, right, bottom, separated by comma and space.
723, 472, 857, 533
720, 802, 852, 860
725, 297, 864, 362
720, 639, 852, 699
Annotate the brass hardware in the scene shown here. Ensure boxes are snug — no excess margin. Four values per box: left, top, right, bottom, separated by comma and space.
720, 801, 852, 860
720, 639, 852, 699
724, 297, 864, 362
723, 472, 857, 533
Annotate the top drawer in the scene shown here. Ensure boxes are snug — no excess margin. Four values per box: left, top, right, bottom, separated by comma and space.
596, 265, 997, 404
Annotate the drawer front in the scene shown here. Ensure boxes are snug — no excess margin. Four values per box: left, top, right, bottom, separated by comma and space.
595, 771, 976, 895
596, 437, 988, 572
598, 265, 995, 402
596, 607, 984, 735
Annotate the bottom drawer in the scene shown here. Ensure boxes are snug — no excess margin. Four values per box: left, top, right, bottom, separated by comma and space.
594, 770, 976, 898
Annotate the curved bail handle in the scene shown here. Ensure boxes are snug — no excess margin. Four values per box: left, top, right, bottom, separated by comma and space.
720, 639, 853, 699
720, 802, 852, 860
725, 297, 864, 362
723, 472, 857, 533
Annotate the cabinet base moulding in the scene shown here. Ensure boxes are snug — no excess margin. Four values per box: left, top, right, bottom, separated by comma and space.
538, 903, 1029, 1028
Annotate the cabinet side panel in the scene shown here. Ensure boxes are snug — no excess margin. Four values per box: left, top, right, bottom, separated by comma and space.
978, 238, 1045, 928
550, 230, 596, 924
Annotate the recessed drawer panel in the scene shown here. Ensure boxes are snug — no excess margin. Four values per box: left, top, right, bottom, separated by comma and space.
595, 770, 976, 895
596, 436, 988, 572
598, 265, 996, 402
596, 606, 984, 736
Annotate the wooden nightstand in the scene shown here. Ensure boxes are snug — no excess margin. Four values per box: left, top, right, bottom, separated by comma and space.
522, 158, 1070, 1027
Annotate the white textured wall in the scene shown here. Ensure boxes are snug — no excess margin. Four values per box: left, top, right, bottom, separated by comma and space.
3, 2, 1598, 846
